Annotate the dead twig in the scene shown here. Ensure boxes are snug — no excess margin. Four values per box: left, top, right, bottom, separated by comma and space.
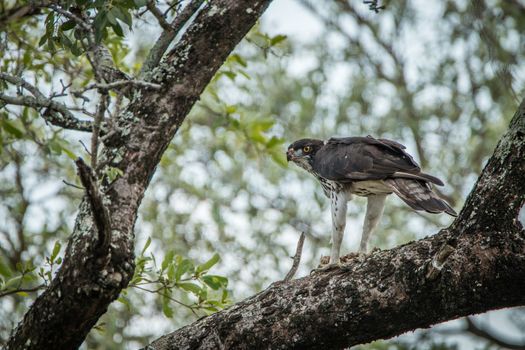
284, 232, 306, 281
75, 158, 111, 254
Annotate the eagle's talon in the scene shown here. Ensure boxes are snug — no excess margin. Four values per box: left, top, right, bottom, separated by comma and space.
310, 262, 341, 274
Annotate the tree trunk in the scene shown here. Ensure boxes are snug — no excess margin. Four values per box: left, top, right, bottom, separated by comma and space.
5, 1, 272, 349
145, 101, 525, 349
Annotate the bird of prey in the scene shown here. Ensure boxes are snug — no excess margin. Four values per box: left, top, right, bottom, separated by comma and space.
286, 135, 457, 265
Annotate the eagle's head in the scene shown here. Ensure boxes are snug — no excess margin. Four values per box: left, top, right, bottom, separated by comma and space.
286, 138, 324, 172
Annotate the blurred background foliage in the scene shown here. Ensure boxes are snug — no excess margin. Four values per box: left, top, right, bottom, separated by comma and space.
1, 0, 525, 348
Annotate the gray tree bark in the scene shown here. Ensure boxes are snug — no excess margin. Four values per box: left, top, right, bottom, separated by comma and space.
5, 1, 272, 349
145, 101, 525, 349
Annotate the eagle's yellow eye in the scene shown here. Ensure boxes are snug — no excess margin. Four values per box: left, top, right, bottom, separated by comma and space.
303, 146, 312, 153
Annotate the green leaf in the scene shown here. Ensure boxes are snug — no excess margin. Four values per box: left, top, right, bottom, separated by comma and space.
161, 250, 175, 272
2, 120, 24, 138
247, 127, 266, 144
48, 140, 63, 155
266, 136, 284, 149
133, 0, 148, 8
167, 263, 176, 281
111, 22, 124, 37
4, 275, 22, 289
229, 54, 247, 67
117, 296, 131, 310
196, 253, 220, 274
70, 42, 83, 56
225, 105, 237, 114
50, 241, 61, 264
16, 291, 29, 297
58, 31, 72, 48
60, 20, 77, 31
93, 10, 108, 43
198, 286, 207, 302
141, 237, 151, 256
271, 150, 288, 167
174, 258, 192, 281
61, 146, 77, 160
38, 34, 48, 47
201, 275, 228, 290
162, 294, 173, 318
106, 9, 117, 25
256, 118, 275, 132
270, 34, 287, 46
221, 289, 229, 303
0, 258, 12, 278
221, 71, 236, 81
177, 282, 201, 295
112, 7, 132, 28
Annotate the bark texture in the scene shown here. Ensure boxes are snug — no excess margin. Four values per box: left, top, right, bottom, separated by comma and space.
145, 102, 525, 349
5, 1, 272, 349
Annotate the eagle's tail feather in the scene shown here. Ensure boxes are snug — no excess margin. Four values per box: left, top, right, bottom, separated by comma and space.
386, 178, 457, 217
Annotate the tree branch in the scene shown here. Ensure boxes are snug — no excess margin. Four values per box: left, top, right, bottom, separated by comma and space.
145, 101, 525, 349
140, 0, 204, 76
75, 158, 111, 254
0, 92, 93, 132
146, 0, 172, 30
0, 72, 93, 132
284, 232, 306, 281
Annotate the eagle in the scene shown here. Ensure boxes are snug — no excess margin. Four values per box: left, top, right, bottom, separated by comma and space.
286, 135, 456, 265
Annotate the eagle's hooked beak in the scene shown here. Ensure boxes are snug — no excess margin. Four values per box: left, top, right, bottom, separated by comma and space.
286, 148, 294, 162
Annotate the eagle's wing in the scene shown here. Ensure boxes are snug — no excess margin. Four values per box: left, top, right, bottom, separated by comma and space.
312, 136, 444, 185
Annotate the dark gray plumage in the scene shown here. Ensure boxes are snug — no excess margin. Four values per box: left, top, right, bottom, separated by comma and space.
287, 135, 456, 264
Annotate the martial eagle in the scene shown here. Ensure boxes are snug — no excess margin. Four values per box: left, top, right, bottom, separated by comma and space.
287, 135, 456, 265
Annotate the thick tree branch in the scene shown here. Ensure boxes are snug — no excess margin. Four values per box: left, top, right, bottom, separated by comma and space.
146, 102, 525, 349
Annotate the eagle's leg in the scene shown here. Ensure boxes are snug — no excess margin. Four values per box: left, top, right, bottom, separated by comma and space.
330, 191, 349, 264
359, 194, 387, 252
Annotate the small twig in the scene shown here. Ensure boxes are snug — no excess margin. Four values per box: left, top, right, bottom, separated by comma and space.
48, 4, 91, 31
0, 284, 45, 298
284, 232, 306, 282
147, 0, 172, 30
163, 0, 184, 17
75, 157, 112, 254
425, 243, 455, 280
363, 0, 385, 13
79, 140, 91, 155
62, 180, 84, 190
131, 284, 198, 316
